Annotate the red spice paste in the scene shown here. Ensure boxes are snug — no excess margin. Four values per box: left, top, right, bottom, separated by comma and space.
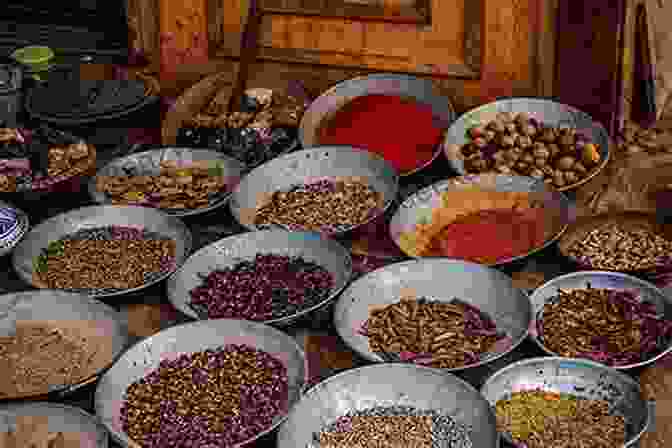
319, 94, 444, 173
427, 208, 548, 264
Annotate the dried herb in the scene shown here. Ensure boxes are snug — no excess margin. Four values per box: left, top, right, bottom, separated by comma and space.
538, 283, 672, 366
359, 297, 507, 369
495, 389, 626, 448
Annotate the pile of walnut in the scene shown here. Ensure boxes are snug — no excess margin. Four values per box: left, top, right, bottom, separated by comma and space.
48, 141, 91, 177
188, 88, 306, 130
617, 121, 672, 155
456, 112, 602, 189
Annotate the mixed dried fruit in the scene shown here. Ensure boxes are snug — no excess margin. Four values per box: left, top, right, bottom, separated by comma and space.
566, 223, 672, 271
446, 112, 602, 188
254, 179, 383, 233
189, 254, 335, 321
176, 89, 304, 168
358, 297, 508, 369
495, 389, 626, 448
537, 284, 672, 366
120, 344, 289, 448
95, 160, 232, 210
33, 226, 176, 294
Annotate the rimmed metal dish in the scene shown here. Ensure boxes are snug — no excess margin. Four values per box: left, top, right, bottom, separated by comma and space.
389, 174, 571, 265
88, 147, 245, 217
11, 205, 193, 297
0, 402, 109, 447
0, 290, 130, 400
528, 271, 672, 369
442, 97, 611, 191
277, 363, 499, 447
333, 258, 532, 372
480, 356, 651, 447
229, 146, 399, 236
299, 73, 456, 176
95, 318, 307, 448
166, 229, 353, 326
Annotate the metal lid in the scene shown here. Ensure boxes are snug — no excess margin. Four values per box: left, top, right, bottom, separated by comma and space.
0, 65, 22, 94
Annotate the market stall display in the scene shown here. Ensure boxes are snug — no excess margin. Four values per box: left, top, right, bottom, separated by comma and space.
11, 206, 192, 297
0, 402, 108, 448
89, 147, 244, 217
480, 357, 650, 448
390, 174, 570, 265
443, 98, 611, 191
529, 271, 672, 369
300, 73, 455, 176
229, 146, 399, 235
95, 319, 306, 448
0, 290, 129, 400
166, 229, 352, 325
333, 259, 531, 372
277, 364, 498, 447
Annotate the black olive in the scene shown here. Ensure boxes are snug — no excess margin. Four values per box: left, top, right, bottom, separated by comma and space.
238, 94, 259, 113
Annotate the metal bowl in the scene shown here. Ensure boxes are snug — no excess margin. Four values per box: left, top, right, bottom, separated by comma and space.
88, 147, 245, 217
0, 201, 29, 257
166, 229, 353, 326
277, 363, 499, 447
0, 290, 130, 399
333, 258, 532, 372
389, 174, 571, 265
11, 205, 193, 297
95, 319, 307, 448
442, 98, 611, 191
480, 356, 651, 447
528, 271, 672, 369
0, 402, 109, 447
229, 146, 399, 236
299, 73, 456, 176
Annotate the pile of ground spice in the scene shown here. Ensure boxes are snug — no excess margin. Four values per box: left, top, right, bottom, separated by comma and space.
319, 94, 444, 173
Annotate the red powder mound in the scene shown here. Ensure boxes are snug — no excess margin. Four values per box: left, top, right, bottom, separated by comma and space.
319, 94, 444, 173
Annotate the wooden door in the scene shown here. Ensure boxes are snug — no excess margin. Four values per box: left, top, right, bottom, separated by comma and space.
156, 0, 557, 114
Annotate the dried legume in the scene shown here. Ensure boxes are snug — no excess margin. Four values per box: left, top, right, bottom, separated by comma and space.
538, 283, 672, 366
254, 179, 382, 233
495, 389, 626, 448
189, 254, 335, 320
312, 405, 473, 448
359, 297, 507, 369
34, 225, 176, 294
120, 344, 289, 448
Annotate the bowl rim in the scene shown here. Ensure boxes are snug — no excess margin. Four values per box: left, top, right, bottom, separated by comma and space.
332, 257, 533, 372
441, 97, 612, 192
527, 270, 672, 369
165, 229, 354, 326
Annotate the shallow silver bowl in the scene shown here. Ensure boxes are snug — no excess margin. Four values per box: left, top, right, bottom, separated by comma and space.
389, 174, 571, 265
333, 258, 532, 372
88, 147, 245, 217
480, 356, 651, 447
95, 319, 307, 448
528, 270, 672, 370
166, 229, 353, 326
0, 290, 130, 399
442, 97, 611, 192
299, 73, 456, 176
0, 402, 109, 447
11, 205, 193, 297
229, 146, 399, 236
277, 363, 499, 447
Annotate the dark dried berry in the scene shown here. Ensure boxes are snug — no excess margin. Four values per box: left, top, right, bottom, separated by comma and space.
239, 94, 259, 113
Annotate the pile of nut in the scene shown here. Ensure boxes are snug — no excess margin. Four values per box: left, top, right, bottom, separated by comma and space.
47, 141, 91, 177
454, 112, 602, 188
566, 224, 672, 271
617, 121, 672, 155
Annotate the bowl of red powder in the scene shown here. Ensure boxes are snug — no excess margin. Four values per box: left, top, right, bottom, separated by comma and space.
299, 74, 455, 176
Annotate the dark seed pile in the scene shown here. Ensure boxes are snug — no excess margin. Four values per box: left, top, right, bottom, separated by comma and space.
254, 179, 382, 233
312, 405, 473, 448
189, 254, 335, 321
34, 226, 176, 294
120, 344, 289, 448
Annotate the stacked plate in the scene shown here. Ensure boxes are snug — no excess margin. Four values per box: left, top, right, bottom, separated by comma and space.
0, 201, 28, 256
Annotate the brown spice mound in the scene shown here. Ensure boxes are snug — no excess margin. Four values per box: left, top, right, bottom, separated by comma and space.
319, 415, 434, 447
